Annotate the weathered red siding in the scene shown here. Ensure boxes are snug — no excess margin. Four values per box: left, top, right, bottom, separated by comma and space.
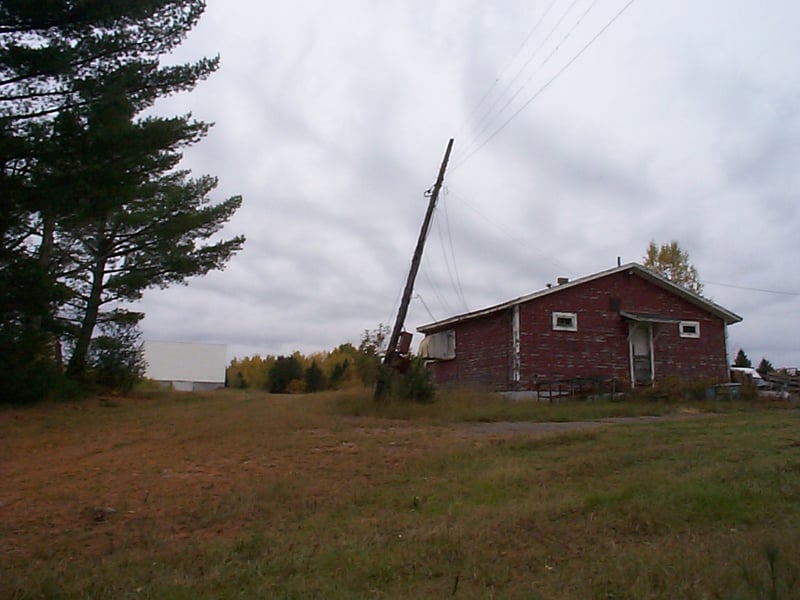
424, 270, 731, 390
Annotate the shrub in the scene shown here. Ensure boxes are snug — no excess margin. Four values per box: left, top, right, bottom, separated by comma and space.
373, 356, 435, 404
631, 376, 717, 402
87, 313, 146, 393
393, 356, 436, 403
286, 378, 306, 394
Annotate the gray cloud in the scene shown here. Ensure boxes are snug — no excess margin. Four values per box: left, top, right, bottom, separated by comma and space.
135, 1, 800, 367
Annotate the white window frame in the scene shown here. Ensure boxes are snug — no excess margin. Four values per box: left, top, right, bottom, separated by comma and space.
552, 311, 578, 332
679, 320, 700, 338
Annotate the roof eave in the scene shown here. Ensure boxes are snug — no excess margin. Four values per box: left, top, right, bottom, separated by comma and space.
629, 265, 742, 324
417, 262, 742, 333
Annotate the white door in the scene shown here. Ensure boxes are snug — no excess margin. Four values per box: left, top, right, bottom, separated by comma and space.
629, 324, 653, 385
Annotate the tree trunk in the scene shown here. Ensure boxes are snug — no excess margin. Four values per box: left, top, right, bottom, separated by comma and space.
33, 210, 58, 360
37, 210, 54, 268
66, 235, 107, 381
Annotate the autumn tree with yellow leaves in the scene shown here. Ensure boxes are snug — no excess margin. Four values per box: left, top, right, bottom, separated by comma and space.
643, 240, 703, 295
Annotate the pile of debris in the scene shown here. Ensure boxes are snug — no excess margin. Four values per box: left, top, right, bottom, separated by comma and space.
766, 370, 800, 397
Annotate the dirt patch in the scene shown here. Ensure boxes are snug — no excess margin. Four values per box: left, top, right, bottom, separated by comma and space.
0, 397, 462, 564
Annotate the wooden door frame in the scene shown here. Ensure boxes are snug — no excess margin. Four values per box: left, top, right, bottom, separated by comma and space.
628, 322, 654, 387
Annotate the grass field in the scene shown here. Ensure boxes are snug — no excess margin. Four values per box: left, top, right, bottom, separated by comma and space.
2, 389, 800, 599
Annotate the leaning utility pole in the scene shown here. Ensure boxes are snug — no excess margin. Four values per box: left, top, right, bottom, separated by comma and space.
374, 138, 454, 400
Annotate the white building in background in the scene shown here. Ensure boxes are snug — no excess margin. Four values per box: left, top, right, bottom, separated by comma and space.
143, 341, 227, 391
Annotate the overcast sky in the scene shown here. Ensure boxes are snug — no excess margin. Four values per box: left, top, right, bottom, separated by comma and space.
138, 0, 800, 368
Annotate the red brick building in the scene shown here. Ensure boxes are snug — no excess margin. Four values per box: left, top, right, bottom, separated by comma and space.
417, 263, 742, 391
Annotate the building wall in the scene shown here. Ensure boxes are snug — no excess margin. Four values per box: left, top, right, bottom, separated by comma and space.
517, 277, 630, 385
425, 270, 730, 390
173, 380, 225, 392
427, 309, 512, 390
518, 271, 729, 386
144, 341, 227, 388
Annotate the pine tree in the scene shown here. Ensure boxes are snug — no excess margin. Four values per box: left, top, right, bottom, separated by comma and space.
304, 360, 325, 393
733, 349, 752, 368
0, 1, 214, 127
756, 357, 774, 378
269, 356, 303, 394
50, 90, 244, 379
0, 1, 244, 390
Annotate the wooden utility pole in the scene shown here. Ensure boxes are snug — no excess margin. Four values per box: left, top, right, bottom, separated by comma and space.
374, 138, 454, 400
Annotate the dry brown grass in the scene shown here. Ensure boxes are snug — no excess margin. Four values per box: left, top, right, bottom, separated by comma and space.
2, 388, 799, 598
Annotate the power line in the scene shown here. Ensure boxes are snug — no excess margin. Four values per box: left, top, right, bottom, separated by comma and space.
433, 203, 461, 307
454, 0, 639, 171
457, 0, 585, 164
438, 189, 470, 311
447, 186, 569, 273
703, 281, 800, 297
385, 280, 405, 333
455, 0, 560, 144
421, 260, 455, 316
455, 0, 566, 159
414, 293, 438, 322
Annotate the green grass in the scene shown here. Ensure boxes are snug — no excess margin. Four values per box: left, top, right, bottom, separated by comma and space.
333, 385, 793, 423
2, 389, 800, 598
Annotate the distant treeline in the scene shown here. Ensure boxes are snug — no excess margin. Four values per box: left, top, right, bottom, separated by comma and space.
227, 344, 376, 393
227, 327, 435, 403
227, 328, 387, 394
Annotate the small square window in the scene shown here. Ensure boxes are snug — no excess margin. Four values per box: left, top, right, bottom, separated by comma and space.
679, 321, 700, 338
552, 312, 578, 331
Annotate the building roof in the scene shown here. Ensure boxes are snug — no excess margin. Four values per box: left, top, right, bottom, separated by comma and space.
417, 262, 742, 333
